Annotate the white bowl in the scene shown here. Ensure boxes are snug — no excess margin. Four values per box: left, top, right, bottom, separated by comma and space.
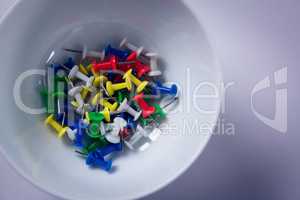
0, 0, 222, 199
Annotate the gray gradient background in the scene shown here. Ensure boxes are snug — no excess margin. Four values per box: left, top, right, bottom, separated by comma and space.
0, 0, 299, 199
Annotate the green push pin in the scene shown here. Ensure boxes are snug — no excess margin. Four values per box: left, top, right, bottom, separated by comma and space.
87, 112, 105, 123
152, 103, 167, 120
87, 139, 109, 153
87, 123, 101, 138
54, 75, 67, 83
139, 117, 153, 127
39, 87, 55, 114
116, 91, 125, 104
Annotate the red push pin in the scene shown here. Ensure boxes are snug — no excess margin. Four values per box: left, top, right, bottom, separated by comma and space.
116, 51, 137, 72
135, 60, 151, 78
120, 128, 130, 139
134, 93, 156, 118
124, 52, 150, 77
93, 56, 117, 72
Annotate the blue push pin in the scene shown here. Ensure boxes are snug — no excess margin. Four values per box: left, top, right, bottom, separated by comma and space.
117, 112, 136, 129
64, 57, 75, 69
72, 120, 88, 147
127, 116, 137, 130
154, 81, 178, 96
86, 151, 112, 172
105, 44, 130, 60
97, 143, 123, 157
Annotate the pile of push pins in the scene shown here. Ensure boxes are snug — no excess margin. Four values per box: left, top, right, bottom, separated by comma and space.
41, 38, 179, 172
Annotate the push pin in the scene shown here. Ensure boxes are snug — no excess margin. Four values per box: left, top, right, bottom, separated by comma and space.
145, 53, 162, 76
86, 139, 109, 153
79, 64, 89, 75
93, 56, 136, 73
80, 86, 92, 101
125, 52, 150, 77
91, 92, 118, 111
120, 38, 144, 57
105, 117, 127, 144
134, 93, 156, 118
73, 120, 88, 147
117, 98, 142, 121
87, 123, 101, 138
68, 86, 84, 113
135, 60, 151, 78
124, 125, 162, 151
64, 57, 75, 69
105, 44, 130, 60
93, 56, 117, 72
66, 127, 77, 141
86, 151, 112, 172
45, 114, 68, 138
100, 107, 111, 122
123, 69, 148, 93
101, 99, 118, 112
137, 125, 161, 142
93, 75, 108, 87
68, 65, 94, 87
154, 82, 178, 96
63, 46, 105, 60
106, 77, 132, 96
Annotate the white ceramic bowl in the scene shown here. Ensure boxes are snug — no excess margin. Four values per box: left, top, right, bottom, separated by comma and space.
0, 0, 222, 199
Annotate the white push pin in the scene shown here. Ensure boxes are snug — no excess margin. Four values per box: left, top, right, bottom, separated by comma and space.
63, 46, 105, 61
66, 127, 77, 141
82, 45, 106, 61
68, 65, 94, 87
68, 86, 85, 113
120, 38, 144, 57
105, 117, 127, 144
117, 98, 142, 121
145, 53, 162, 76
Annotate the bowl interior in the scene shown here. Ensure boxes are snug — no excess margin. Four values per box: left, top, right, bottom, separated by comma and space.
0, 0, 222, 199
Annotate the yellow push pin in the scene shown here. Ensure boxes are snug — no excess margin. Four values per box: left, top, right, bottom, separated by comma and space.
101, 99, 118, 111
91, 66, 99, 77
106, 77, 132, 96
91, 92, 119, 111
80, 86, 92, 100
100, 107, 111, 122
79, 64, 89, 75
123, 69, 148, 93
93, 75, 108, 87
91, 92, 103, 106
44, 114, 68, 138
71, 100, 80, 108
